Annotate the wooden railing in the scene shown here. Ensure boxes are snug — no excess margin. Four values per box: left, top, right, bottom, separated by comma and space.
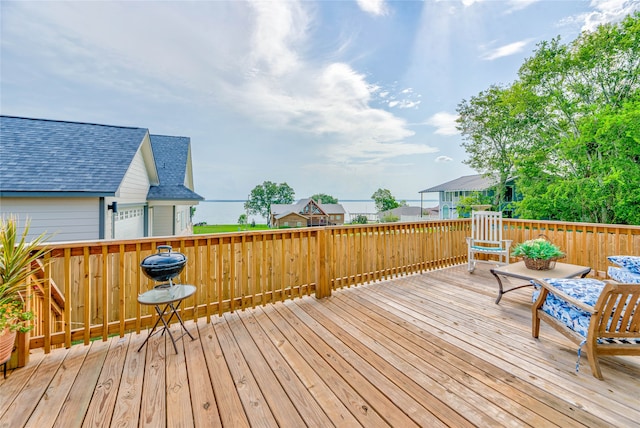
502, 219, 640, 278
15, 219, 640, 366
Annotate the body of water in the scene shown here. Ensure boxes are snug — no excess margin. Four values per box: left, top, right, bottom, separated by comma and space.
192, 199, 438, 225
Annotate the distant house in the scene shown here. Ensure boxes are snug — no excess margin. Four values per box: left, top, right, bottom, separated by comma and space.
378, 206, 438, 222
419, 174, 517, 219
270, 198, 346, 228
0, 116, 203, 242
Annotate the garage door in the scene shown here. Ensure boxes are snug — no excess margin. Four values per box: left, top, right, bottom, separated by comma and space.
114, 207, 145, 239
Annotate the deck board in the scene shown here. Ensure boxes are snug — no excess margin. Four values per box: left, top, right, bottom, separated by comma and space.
1, 265, 639, 427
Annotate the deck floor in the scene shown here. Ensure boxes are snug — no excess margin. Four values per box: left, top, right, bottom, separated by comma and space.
1, 265, 639, 427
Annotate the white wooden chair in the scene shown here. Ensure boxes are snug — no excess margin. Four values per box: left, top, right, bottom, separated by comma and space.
466, 210, 511, 273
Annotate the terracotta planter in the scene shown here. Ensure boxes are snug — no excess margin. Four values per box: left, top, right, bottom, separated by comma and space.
0, 327, 17, 364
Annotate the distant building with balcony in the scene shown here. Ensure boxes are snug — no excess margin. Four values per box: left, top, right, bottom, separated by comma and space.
419, 174, 518, 219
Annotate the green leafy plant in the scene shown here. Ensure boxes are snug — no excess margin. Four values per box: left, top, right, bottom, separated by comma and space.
511, 238, 564, 260
380, 214, 399, 223
351, 215, 368, 224
0, 217, 50, 333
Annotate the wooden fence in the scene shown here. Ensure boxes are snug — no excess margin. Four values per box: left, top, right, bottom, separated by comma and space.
13, 219, 640, 366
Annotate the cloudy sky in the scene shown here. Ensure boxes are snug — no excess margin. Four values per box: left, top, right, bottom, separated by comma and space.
2, 0, 638, 201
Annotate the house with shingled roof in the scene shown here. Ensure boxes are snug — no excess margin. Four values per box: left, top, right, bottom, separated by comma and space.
270, 198, 345, 228
419, 173, 517, 219
0, 116, 203, 242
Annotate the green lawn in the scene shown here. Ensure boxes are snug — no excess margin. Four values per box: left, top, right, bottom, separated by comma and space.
194, 224, 270, 234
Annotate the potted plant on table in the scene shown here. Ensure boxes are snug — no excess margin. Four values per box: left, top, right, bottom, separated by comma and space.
0, 217, 50, 366
511, 237, 564, 270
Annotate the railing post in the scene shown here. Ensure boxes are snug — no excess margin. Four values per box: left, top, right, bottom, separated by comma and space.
315, 228, 331, 299
16, 331, 29, 367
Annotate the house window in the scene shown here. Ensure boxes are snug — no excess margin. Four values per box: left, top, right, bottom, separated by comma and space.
296, 221, 301, 227
284, 222, 289, 227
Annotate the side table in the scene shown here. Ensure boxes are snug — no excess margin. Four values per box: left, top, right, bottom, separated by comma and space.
490, 261, 591, 304
137, 284, 196, 354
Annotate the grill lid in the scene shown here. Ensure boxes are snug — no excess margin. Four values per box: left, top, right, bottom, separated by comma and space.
140, 245, 186, 267
140, 245, 187, 283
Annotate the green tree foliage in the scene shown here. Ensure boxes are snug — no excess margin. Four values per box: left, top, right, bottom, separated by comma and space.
351, 215, 368, 224
380, 214, 399, 223
310, 193, 338, 204
456, 84, 533, 208
371, 188, 401, 212
237, 214, 248, 229
244, 181, 295, 225
459, 12, 640, 224
515, 13, 640, 224
456, 193, 494, 218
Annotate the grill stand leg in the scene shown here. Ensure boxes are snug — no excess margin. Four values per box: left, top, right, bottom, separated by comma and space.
137, 300, 195, 354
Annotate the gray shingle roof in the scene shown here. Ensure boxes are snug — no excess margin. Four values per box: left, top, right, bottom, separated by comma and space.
0, 116, 148, 195
420, 174, 496, 193
147, 135, 203, 201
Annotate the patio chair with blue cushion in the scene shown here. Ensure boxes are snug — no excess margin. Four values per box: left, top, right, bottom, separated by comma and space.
531, 276, 640, 380
607, 255, 640, 284
466, 210, 511, 273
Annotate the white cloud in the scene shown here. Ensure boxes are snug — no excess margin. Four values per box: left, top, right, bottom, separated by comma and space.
578, 0, 640, 32
481, 39, 533, 60
505, 0, 540, 13
225, 3, 434, 162
435, 156, 453, 163
248, 1, 309, 76
389, 100, 421, 109
356, 0, 388, 16
328, 139, 438, 164
2, 1, 432, 165
425, 112, 459, 136
460, 0, 484, 6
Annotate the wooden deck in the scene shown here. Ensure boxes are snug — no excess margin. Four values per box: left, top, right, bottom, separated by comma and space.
1, 265, 639, 427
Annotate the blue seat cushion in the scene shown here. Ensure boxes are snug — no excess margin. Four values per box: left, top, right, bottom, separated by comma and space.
532, 278, 606, 338
471, 245, 505, 252
608, 266, 640, 284
607, 255, 640, 274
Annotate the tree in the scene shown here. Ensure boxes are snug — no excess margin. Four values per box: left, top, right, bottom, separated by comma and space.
310, 193, 338, 204
352, 215, 368, 224
456, 192, 493, 218
456, 84, 533, 209
244, 181, 295, 225
237, 214, 248, 229
380, 214, 399, 223
458, 12, 640, 224
513, 12, 640, 223
371, 188, 401, 212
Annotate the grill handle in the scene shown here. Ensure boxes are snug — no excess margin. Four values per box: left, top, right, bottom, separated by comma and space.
157, 245, 173, 255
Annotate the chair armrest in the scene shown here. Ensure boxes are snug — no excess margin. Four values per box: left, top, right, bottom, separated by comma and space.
531, 278, 596, 315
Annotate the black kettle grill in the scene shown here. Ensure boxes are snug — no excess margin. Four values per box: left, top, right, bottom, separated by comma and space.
140, 245, 187, 286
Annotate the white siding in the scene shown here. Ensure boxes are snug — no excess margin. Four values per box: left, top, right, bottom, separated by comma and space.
174, 205, 192, 235
117, 149, 151, 202
0, 198, 100, 242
